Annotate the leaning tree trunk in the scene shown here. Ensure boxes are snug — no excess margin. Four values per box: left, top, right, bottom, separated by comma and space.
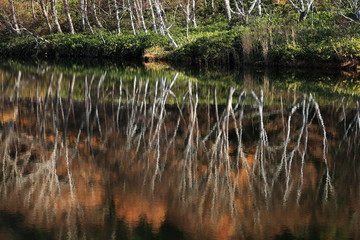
148, 0, 157, 33
8, 0, 20, 33
38, 0, 53, 33
51, 0, 63, 33
134, 0, 147, 33
0, 13, 18, 34
63, 0, 75, 33
154, 0, 178, 48
127, 0, 137, 35
91, 0, 103, 28
84, 0, 94, 33
79, 0, 93, 33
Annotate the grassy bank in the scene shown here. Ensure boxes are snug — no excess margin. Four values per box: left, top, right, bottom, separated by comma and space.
1, 12, 360, 69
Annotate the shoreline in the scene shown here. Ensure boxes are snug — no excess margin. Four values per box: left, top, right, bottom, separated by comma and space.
0, 31, 359, 73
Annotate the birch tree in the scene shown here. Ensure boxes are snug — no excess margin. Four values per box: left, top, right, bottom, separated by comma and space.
179, 0, 197, 39
153, 0, 178, 47
179, 0, 192, 39
38, 0, 53, 33
230, 0, 261, 23
79, 0, 94, 33
91, 0, 104, 28
288, 0, 315, 21
50, 0, 63, 33
8, 0, 20, 33
79, 0, 86, 30
0, 13, 19, 34
63, 0, 75, 34
134, 0, 147, 33
31, 0, 37, 19
148, 0, 158, 33
224, 0, 232, 23
338, 0, 360, 21
191, 0, 197, 27
127, 0, 137, 34
114, 0, 121, 34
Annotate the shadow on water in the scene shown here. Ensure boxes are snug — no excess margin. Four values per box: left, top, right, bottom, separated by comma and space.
0, 60, 359, 239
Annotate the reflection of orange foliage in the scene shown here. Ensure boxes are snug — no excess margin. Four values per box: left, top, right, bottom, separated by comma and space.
56, 149, 105, 209
0, 107, 17, 123
113, 191, 166, 231
1, 101, 357, 239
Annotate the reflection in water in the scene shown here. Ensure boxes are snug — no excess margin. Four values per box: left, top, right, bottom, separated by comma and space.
0, 69, 360, 240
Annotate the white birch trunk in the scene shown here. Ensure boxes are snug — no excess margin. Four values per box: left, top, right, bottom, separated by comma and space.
288, 0, 315, 20
91, 0, 104, 28
8, 0, 20, 33
31, 0, 37, 19
84, 0, 94, 33
148, 0, 157, 33
154, 0, 178, 47
127, 0, 137, 35
79, 0, 86, 30
134, 0, 147, 33
51, 0, 63, 33
224, 0, 232, 23
38, 0, 53, 33
0, 13, 18, 34
114, 0, 121, 34
63, 0, 75, 34
191, 0, 197, 27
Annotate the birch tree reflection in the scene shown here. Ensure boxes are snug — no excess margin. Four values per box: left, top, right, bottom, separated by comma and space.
0, 71, 359, 239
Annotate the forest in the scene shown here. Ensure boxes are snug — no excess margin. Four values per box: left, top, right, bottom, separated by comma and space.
0, 0, 360, 67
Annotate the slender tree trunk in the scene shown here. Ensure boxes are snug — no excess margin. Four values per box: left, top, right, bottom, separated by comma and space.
91, 0, 103, 28
107, 0, 112, 15
51, 0, 63, 33
114, 0, 121, 34
8, 0, 20, 33
79, 0, 93, 32
180, 0, 191, 40
148, 0, 157, 33
134, 0, 147, 33
84, 0, 94, 33
79, 0, 86, 30
224, 0, 232, 23
38, 0, 53, 33
257, 0, 262, 16
63, 0, 75, 34
191, 0, 197, 27
31, 0, 37, 19
186, 1, 190, 40
154, 0, 178, 47
127, 0, 137, 34
0, 13, 18, 34
132, 0, 141, 30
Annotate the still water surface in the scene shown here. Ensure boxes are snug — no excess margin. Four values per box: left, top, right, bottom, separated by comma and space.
0, 60, 359, 240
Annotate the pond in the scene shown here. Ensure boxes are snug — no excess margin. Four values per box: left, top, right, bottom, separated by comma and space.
0, 59, 359, 240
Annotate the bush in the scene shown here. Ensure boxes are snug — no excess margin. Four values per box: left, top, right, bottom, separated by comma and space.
0, 31, 171, 60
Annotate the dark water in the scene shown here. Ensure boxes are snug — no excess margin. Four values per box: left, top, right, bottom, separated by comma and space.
0, 59, 360, 240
